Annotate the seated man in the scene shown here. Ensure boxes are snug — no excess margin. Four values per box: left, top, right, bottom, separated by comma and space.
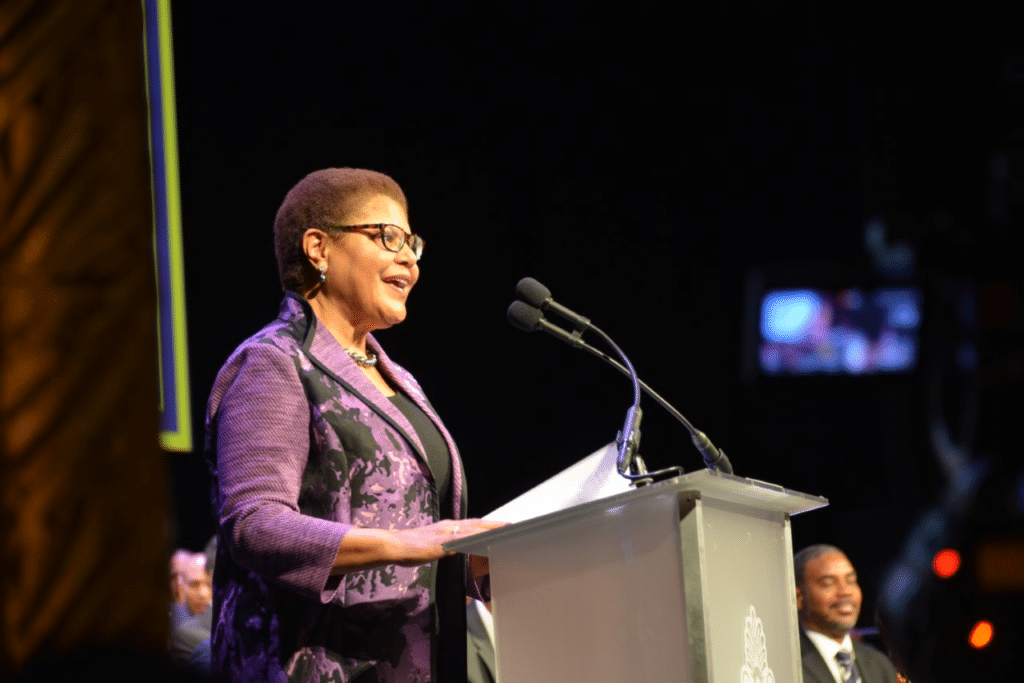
168, 549, 212, 669
794, 544, 897, 683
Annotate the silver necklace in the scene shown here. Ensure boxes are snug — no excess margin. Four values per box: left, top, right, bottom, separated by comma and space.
346, 348, 378, 368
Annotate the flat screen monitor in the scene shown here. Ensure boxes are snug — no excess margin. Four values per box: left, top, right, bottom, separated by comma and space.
757, 286, 922, 376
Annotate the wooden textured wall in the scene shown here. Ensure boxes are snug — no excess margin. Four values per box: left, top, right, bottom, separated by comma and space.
1, 0, 170, 673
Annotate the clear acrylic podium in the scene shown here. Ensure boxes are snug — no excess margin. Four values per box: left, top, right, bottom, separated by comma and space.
447, 469, 827, 683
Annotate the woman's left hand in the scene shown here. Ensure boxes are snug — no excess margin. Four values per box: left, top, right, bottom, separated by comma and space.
331, 519, 505, 573
390, 518, 505, 565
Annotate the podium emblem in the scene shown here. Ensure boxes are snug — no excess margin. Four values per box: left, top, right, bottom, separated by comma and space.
740, 605, 776, 683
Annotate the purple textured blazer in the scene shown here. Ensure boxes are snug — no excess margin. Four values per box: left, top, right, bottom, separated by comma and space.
205, 293, 467, 683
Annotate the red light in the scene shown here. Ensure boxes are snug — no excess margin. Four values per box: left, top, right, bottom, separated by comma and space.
969, 621, 994, 649
932, 548, 961, 578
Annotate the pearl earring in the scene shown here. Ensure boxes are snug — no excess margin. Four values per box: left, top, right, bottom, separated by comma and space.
318, 263, 327, 283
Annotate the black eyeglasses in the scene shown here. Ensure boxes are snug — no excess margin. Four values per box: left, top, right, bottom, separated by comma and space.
332, 223, 425, 261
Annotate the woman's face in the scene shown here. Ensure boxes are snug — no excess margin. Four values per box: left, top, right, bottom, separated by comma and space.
323, 194, 419, 333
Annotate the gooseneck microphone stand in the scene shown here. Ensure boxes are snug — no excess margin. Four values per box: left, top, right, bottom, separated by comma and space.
509, 277, 734, 484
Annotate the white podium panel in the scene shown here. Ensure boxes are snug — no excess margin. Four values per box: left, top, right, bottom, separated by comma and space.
490, 488, 691, 682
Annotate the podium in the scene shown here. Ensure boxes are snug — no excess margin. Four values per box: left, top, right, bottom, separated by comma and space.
447, 469, 827, 683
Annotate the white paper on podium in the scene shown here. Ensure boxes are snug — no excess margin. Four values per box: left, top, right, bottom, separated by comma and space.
483, 442, 633, 524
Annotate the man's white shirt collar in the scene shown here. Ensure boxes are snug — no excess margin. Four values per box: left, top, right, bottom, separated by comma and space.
803, 626, 855, 683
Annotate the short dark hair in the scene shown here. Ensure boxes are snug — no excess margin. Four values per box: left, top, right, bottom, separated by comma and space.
794, 544, 845, 587
273, 167, 408, 292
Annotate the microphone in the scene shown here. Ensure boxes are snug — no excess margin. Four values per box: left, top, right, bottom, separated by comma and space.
507, 301, 586, 349
509, 291, 646, 480
510, 300, 647, 475
508, 283, 735, 476
516, 277, 591, 331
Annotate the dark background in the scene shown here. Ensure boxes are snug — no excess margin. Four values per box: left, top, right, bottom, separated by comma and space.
166, 1, 1022, 644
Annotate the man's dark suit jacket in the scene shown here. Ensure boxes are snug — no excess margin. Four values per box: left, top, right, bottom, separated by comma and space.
168, 602, 211, 666
799, 629, 897, 683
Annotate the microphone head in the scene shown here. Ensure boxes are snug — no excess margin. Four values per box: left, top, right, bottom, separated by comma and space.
507, 301, 544, 332
515, 277, 551, 308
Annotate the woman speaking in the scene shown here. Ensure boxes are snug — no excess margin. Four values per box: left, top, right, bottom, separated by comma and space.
205, 168, 499, 682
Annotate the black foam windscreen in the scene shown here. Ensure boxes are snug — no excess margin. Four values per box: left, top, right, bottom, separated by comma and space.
507, 300, 543, 332
515, 277, 551, 308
